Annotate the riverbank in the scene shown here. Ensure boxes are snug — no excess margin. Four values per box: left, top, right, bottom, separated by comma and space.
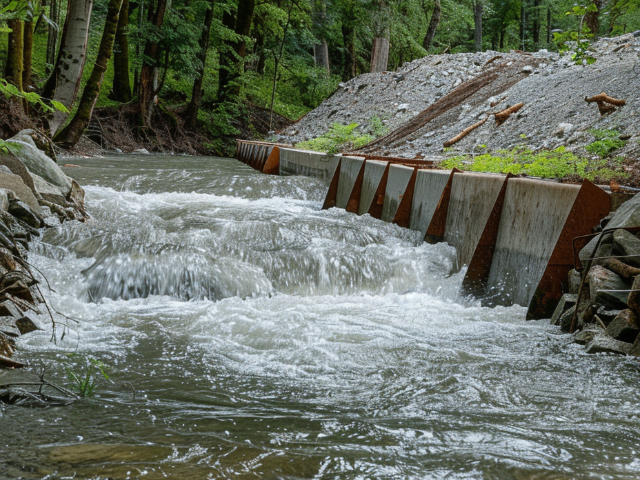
0, 129, 87, 373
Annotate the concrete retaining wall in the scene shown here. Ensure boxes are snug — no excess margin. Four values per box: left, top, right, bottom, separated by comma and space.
233, 143, 612, 318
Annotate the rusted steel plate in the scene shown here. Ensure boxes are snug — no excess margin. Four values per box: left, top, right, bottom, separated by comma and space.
346, 161, 367, 213
527, 179, 611, 320
392, 167, 418, 228
424, 168, 462, 244
359, 154, 436, 168
461, 173, 513, 298
367, 163, 391, 220
322, 159, 342, 210
262, 147, 281, 175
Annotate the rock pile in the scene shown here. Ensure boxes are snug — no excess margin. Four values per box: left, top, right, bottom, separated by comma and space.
277, 32, 640, 161
552, 192, 640, 356
0, 129, 87, 369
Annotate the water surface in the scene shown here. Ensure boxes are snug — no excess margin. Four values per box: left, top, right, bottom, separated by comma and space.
2, 155, 640, 479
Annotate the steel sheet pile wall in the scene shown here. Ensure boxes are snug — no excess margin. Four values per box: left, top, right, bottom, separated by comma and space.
233, 142, 611, 318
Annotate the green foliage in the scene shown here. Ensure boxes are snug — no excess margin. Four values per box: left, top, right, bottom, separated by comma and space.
585, 129, 627, 157
369, 115, 388, 138
200, 102, 242, 157
62, 353, 110, 398
553, 4, 597, 65
297, 122, 374, 154
440, 146, 628, 181
0, 78, 68, 113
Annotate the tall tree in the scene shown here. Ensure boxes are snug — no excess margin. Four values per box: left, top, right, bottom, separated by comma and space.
340, 0, 357, 80
370, 0, 390, 72
474, 1, 483, 51
313, 0, 330, 72
422, 0, 441, 50
45, 0, 59, 71
54, 0, 124, 147
42, 0, 94, 134
138, 0, 168, 126
5, 19, 24, 91
185, 0, 215, 130
110, 0, 132, 102
585, 0, 602, 36
22, 18, 33, 88
217, 0, 256, 102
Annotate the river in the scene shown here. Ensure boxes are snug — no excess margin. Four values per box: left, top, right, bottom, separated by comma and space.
2, 155, 640, 479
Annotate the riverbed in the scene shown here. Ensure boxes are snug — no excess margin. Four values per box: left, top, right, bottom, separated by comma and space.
2, 155, 640, 479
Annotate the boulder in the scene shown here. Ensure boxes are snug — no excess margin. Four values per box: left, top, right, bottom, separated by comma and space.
15, 315, 41, 335
630, 335, 640, 357
8, 200, 42, 228
559, 305, 576, 332
627, 275, 640, 315
587, 265, 629, 309
0, 317, 20, 338
573, 325, 604, 345
585, 335, 633, 355
10, 129, 58, 163
595, 306, 622, 326
0, 189, 9, 212
31, 173, 67, 207
551, 293, 577, 325
4, 139, 71, 195
581, 193, 640, 262
612, 229, 640, 267
568, 269, 582, 294
605, 309, 640, 343
0, 171, 40, 211
0, 152, 37, 194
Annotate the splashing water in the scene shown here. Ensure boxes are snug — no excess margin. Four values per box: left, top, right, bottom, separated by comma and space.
2, 155, 640, 480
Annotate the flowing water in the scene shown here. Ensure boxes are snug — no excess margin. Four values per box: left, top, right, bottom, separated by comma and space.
2, 155, 640, 480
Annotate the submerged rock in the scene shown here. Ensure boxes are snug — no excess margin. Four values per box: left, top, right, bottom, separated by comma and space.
573, 325, 604, 345
585, 335, 633, 355
551, 293, 577, 326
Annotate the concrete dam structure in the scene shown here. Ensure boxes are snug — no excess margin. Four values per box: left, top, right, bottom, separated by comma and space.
234, 140, 611, 319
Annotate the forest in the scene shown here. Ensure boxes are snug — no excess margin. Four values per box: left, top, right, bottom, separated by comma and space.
0, 0, 639, 155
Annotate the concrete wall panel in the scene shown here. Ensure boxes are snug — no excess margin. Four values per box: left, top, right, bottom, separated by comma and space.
444, 173, 506, 269
410, 169, 452, 237
336, 157, 365, 209
358, 160, 388, 215
485, 178, 581, 307
279, 148, 341, 183
381, 164, 414, 222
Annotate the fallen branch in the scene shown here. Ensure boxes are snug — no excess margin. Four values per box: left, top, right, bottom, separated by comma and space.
612, 43, 629, 53
485, 55, 503, 66
494, 103, 524, 126
585, 92, 626, 106
443, 117, 489, 148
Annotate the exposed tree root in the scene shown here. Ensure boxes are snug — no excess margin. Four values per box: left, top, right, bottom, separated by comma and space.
443, 117, 488, 147
494, 102, 524, 126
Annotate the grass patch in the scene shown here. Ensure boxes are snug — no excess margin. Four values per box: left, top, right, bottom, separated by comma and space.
297, 122, 374, 155
585, 128, 627, 157
440, 146, 628, 181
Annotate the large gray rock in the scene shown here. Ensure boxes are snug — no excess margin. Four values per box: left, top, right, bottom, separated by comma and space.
0, 152, 38, 194
9, 199, 42, 228
587, 265, 629, 309
612, 229, 640, 267
551, 293, 577, 325
0, 189, 9, 212
10, 129, 58, 163
559, 305, 576, 332
0, 171, 40, 211
581, 193, 640, 262
568, 269, 582, 294
31, 173, 67, 207
4, 139, 71, 195
585, 335, 633, 355
605, 309, 640, 343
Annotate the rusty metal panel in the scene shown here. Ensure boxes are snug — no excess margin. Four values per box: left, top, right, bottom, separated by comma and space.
392, 167, 418, 228
424, 168, 461, 244
322, 159, 342, 210
461, 173, 513, 298
527, 179, 611, 319
262, 147, 281, 175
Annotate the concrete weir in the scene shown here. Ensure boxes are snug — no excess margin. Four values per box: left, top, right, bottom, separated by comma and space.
234, 142, 613, 318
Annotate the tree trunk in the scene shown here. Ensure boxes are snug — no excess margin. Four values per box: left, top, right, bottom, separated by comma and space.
138, 0, 168, 127
370, 37, 389, 72
585, 0, 602, 36
314, 39, 330, 72
474, 2, 482, 52
110, 0, 132, 102
46, 0, 59, 73
54, 0, 124, 147
422, 0, 441, 50
5, 19, 24, 91
185, 0, 215, 130
22, 20, 33, 88
532, 0, 540, 48
42, 0, 94, 135
546, 6, 551, 44
520, 1, 525, 49
217, 10, 236, 102
216, 0, 255, 102
342, 24, 355, 80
